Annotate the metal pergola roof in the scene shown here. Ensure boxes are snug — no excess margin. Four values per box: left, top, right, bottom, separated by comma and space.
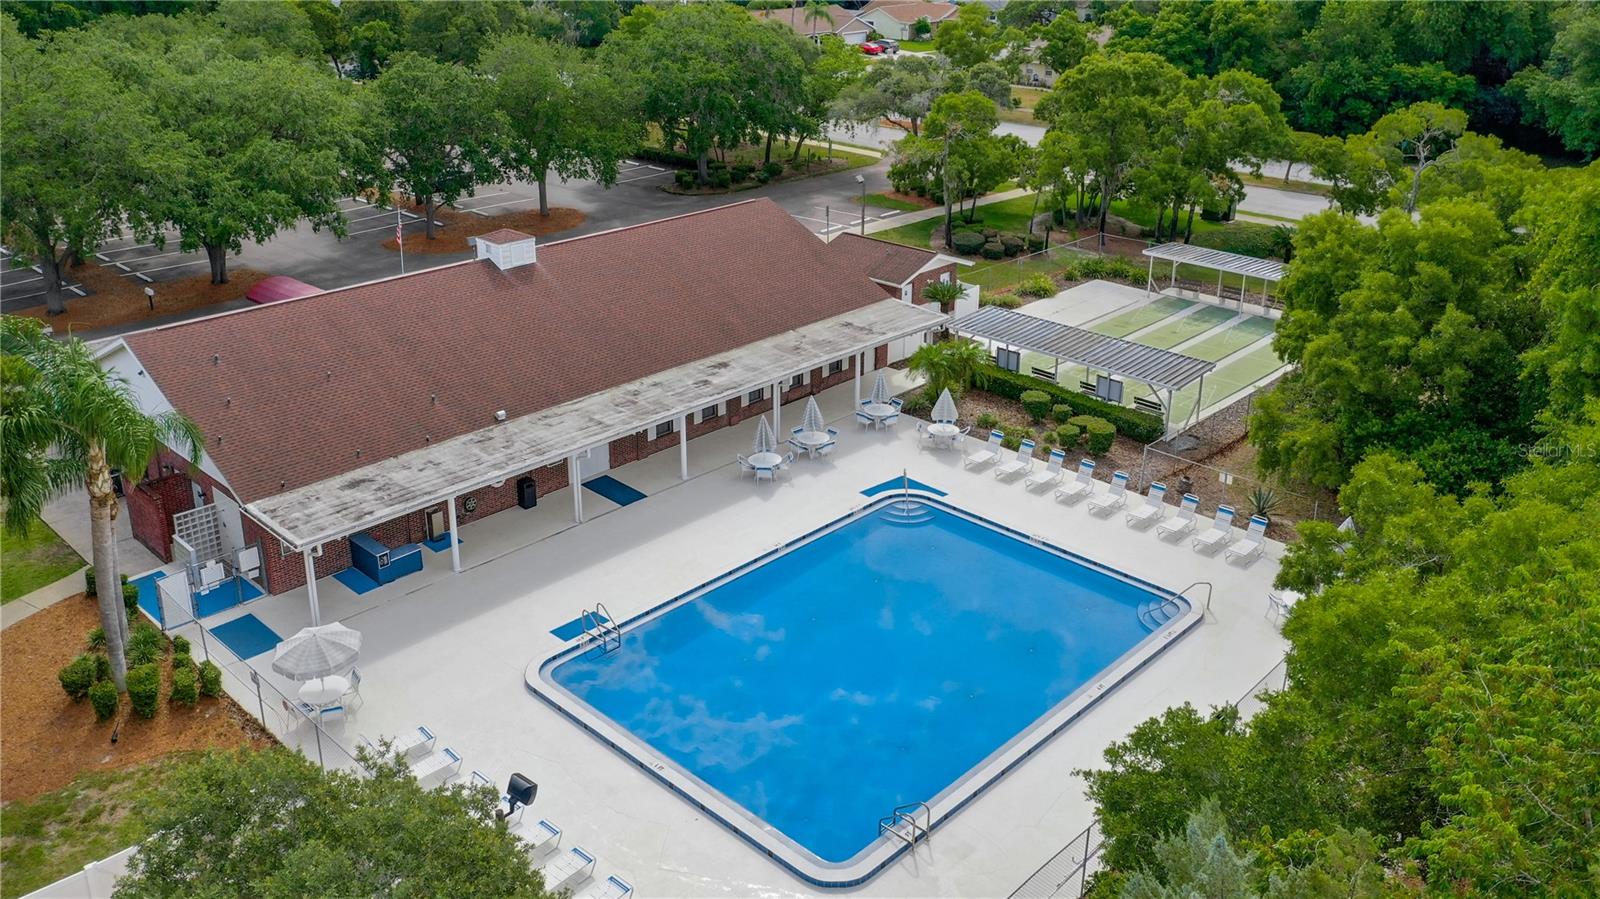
1143, 243, 1286, 281
951, 306, 1215, 391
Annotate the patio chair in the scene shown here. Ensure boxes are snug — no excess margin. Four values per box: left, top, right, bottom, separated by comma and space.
882, 397, 903, 427
994, 439, 1036, 481
1126, 482, 1168, 528
342, 667, 363, 709
856, 409, 874, 428
542, 846, 597, 893
788, 426, 807, 453
1225, 515, 1269, 564
410, 746, 463, 783
281, 697, 316, 729
1156, 494, 1201, 540
1087, 471, 1131, 515
964, 429, 1005, 469
1265, 589, 1300, 626
1024, 449, 1068, 491
517, 818, 562, 857
317, 704, 345, 726
579, 875, 635, 899
736, 454, 755, 477
818, 427, 838, 456
1192, 505, 1237, 554
1054, 460, 1096, 504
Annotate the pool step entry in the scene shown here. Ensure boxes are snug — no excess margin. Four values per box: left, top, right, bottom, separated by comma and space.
878, 801, 931, 850
1137, 597, 1183, 632
882, 499, 934, 527
581, 603, 623, 653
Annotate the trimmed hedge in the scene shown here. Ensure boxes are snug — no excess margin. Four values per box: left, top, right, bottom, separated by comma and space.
128, 664, 161, 719
979, 241, 1005, 260
1080, 416, 1117, 454
59, 654, 99, 700
123, 582, 139, 619
972, 364, 1164, 444
89, 680, 119, 721
1190, 222, 1280, 260
126, 624, 165, 668
633, 145, 697, 168
951, 230, 986, 255
173, 635, 190, 656
1019, 390, 1052, 422
198, 660, 223, 698
171, 666, 199, 707
1050, 404, 1073, 424
981, 293, 1021, 309
1056, 423, 1081, 446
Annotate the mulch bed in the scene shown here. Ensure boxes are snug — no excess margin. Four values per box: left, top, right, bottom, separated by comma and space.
875, 190, 937, 209
16, 265, 270, 333
905, 388, 1146, 476
381, 204, 585, 254
1, 596, 271, 803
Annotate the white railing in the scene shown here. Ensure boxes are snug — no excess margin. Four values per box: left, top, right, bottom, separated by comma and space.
21, 845, 136, 899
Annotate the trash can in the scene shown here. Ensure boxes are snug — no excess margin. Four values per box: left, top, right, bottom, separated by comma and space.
518, 477, 537, 509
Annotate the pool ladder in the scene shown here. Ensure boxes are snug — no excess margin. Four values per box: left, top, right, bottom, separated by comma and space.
878, 801, 931, 850
580, 603, 622, 654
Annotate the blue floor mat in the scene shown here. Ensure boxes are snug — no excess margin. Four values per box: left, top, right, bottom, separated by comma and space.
209, 614, 281, 660
333, 567, 381, 595
861, 477, 947, 497
584, 474, 647, 506
423, 533, 461, 553
193, 577, 263, 617
551, 612, 609, 641
131, 571, 168, 625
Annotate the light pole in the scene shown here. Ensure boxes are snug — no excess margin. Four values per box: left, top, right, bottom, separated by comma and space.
143, 286, 155, 311
855, 174, 866, 235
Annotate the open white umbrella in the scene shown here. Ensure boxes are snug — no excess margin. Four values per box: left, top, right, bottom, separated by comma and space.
752, 415, 777, 454
869, 371, 891, 405
801, 395, 826, 433
272, 623, 362, 681
931, 388, 957, 424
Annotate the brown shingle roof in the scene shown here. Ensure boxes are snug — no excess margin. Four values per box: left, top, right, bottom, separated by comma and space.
125, 200, 934, 504
829, 233, 939, 284
860, 1, 960, 24
750, 6, 870, 36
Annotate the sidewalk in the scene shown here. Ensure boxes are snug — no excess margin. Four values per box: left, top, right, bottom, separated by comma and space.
1, 567, 87, 630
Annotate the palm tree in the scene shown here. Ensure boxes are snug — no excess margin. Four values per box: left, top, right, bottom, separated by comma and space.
906, 338, 988, 401
1, 317, 201, 689
921, 279, 966, 313
801, 0, 833, 36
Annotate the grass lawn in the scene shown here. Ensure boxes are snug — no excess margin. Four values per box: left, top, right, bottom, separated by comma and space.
895, 39, 936, 52
1, 518, 84, 604
1236, 169, 1332, 198
999, 85, 1047, 125
874, 194, 1045, 248
856, 192, 928, 212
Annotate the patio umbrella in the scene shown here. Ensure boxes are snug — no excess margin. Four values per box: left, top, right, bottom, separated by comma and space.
869, 371, 891, 405
271, 622, 362, 681
752, 415, 777, 454
801, 395, 826, 433
931, 388, 957, 424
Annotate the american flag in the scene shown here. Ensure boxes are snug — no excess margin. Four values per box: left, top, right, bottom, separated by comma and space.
396, 211, 403, 247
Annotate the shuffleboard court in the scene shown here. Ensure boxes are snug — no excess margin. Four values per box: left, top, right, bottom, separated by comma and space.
1180, 315, 1276, 362
1089, 296, 1193, 338
1166, 342, 1285, 424
1134, 306, 1237, 350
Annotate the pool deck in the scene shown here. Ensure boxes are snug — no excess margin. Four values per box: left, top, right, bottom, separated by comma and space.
189, 369, 1287, 898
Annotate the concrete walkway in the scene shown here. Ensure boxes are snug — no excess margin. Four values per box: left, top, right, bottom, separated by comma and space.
858, 187, 1034, 238
1, 566, 88, 630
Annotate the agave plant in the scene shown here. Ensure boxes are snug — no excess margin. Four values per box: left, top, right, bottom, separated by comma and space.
1248, 485, 1282, 520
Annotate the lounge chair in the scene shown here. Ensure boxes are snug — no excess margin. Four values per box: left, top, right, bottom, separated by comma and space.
579, 875, 635, 899
1054, 460, 1096, 503
994, 439, 1036, 481
517, 818, 562, 857
410, 746, 463, 783
1224, 515, 1269, 564
1192, 505, 1237, 554
1156, 493, 1201, 540
1087, 471, 1131, 515
964, 429, 1005, 469
542, 846, 597, 893
359, 725, 435, 760
471, 770, 530, 823
1025, 449, 1068, 491
1126, 482, 1168, 528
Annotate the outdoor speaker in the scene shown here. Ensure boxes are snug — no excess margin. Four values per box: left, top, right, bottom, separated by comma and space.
499, 773, 537, 820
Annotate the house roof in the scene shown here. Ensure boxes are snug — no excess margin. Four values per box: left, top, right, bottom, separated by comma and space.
859, 1, 961, 24
1142, 243, 1286, 281
123, 199, 938, 506
829, 233, 945, 284
750, 6, 870, 36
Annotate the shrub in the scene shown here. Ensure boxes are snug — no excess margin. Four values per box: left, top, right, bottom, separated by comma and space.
127, 664, 161, 719
1000, 431, 1021, 450
1018, 275, 1055, 298
1077, 416, 1117, 454
975, 412, 999, 430
900, 393, 933, 418
1071, 256, 1147, 283
172, 635, 190, 656
1190, 222, 1279, 260
59, 654, 99, 700
981, 293, 1021, 308
980, 241, 1005, 260
971, 364, 1165, 443
123, 582, 140, 619
632, 145, 697, 168
731, 164, 753, 182
172, 650, 193, 673
86, 626, 106, 651
89, 680, 119, 721
1050, 404, 1073, 424
1019, 389, 1052, 422
981, 227, 998, 239
674, 170, 694, 189
762, 161, 783, 179
1057, 423, 1081, 446
170, 666, 199, 707
126, 624, 165, 668
1027, 235, 1046, 252
999, 234, 1025, 257
950, 230, 986, 255
710, 169, 733, 189
198, 660, 223, 698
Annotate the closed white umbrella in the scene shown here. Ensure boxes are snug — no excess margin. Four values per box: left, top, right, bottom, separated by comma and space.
272, 623, 362, 681
931, 388, 957, 424
869, 371, 891, 405
752, 415, 777, 454
801, 396, 826, 433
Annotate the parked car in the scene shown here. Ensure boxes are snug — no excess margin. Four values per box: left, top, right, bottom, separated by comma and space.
874, 38, 899, 53
860, 41, 884, 55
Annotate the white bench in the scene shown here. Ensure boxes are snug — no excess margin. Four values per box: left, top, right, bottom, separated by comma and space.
579, 875, 634, 899
542, 846, 596, 892
518, 818, 562, 857
410, 747, 462, 783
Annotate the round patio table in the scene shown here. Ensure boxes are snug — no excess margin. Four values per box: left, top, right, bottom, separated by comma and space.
748, 451, 784, 470
792, 430, 829, 456
862, 403, 896, 427
298, 675, 350, 708
927, 422, 960, 449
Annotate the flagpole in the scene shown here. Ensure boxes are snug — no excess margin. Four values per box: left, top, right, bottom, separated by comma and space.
397, 209, 405, 275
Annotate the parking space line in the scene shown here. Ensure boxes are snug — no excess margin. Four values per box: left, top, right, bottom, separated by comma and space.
452, 191, 510, 209
120, 259, 206, 276
617, 169, 676, 184
2, 271, 44, 284
878, 210, 899, 218
462, 198, 535, 215
2, 283, 83, 301
344, 218, 435, 237
343, 208, 422, 226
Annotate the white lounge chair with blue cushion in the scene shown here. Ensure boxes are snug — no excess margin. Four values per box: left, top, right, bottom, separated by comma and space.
1225, 515, 1269, 564
1054, 459, 1096, 503
1024, 449, 1067, 491
994, 439, 1036, 481
1156, 493, 1201, 539
1087, 471, 1131, 515
361, 725, 435, 759
1126, 482, 1167, 528
964, 429, 1005, 468
1192, 505, 1237, 554
410, 746, 463, 783
579, 875, 634, 899
542, 846, 596, 892
517, 818, 561, 857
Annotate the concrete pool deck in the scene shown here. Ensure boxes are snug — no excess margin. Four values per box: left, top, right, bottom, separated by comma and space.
184, 370, 1288, 898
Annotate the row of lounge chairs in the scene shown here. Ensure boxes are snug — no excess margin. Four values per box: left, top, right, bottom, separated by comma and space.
963, 430, 1268, 563
458, 767, 632, 899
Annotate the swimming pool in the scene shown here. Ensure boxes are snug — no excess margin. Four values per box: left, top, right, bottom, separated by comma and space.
531, 494, 1197, 886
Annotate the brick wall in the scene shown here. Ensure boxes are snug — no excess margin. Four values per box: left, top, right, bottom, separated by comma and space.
908, 263, 959, 306
126, 483, 173, 563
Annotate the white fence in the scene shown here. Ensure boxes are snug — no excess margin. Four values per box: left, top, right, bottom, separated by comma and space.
21, 846, 136, 899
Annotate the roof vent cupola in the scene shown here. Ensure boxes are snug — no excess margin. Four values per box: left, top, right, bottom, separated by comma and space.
473, 229, 538, 271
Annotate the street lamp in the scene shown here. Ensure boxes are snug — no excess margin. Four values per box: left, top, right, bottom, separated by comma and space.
143, 286, 155, 311
855, 174, 866, 235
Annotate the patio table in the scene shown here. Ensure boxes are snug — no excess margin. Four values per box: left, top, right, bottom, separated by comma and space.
927, 422, 960, 449
298, 675, 350, 708
792, 430, 830, 457
748, 451, 784, 471
862, 403, 896, 428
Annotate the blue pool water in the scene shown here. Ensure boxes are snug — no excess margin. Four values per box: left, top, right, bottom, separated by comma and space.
549, 501, 1165, 865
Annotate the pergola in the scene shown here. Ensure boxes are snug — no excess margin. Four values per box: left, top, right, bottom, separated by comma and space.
244, 298, 948, 625
949, 306, 1215, 436
1141, 243, 1286, 309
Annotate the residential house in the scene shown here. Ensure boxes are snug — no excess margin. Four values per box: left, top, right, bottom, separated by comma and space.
855, 1, 960, 41
750, 5, 873, 44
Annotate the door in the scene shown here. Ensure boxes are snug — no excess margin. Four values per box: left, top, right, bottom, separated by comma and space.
578, 444, 611, 481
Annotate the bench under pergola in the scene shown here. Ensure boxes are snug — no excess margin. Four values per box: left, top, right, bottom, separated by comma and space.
950, 306, 1215, 436
1141, 243, 1286, 309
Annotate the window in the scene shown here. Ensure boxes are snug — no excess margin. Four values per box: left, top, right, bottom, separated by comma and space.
699, 403, 719, 422
828, 359, 844, 375
747, 388, 765, 404
655, 420, 674, 439
790, 372, 806, 389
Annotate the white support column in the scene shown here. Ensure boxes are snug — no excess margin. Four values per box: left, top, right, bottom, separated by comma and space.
854, 353, 863, 404
568, 453, 583, 524
1170, 259, 1177, 290
771, 381, 781, 434
446, 495, 461, 573
677, 413, 688, 480
1145, 254, 1155, 297
303, 549, 321, 626
1217, 269, 1224, 304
